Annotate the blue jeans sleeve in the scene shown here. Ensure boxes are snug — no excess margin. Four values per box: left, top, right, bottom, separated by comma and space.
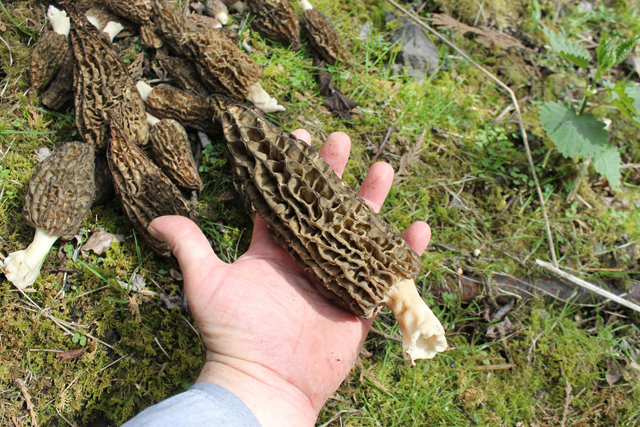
121, 383, 261, 427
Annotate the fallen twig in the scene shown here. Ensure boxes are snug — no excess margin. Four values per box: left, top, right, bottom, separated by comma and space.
536, 259, 640, 314
386, 0, 558, 267
470, 363, 514, 371
14, 379, 38, 427
370, 327, 402, 342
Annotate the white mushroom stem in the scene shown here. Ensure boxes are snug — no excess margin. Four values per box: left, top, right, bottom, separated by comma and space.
85, 13, 101, 29
146, 112, 160, 126
1, 228, 60, 289
215, 12, 229, 25
136, 81, 153, 102
103, 21, 124, 41
382, 278, 448, 365
247, 82, 286, 113
229, 1, 245, 13
298, 0, 313, 11
47, 5, 70, 36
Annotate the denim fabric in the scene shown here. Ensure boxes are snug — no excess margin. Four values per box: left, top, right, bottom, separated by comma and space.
121, 383, 261, 427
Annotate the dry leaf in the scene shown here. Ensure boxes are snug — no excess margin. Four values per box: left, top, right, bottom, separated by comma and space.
131, 273, 146, 291
127, 52, 146, 81
486, 316, 515, 338
129, 295, 142, 322
170, 268, 183, 281
82, 228, 125, 257
428, 13, 527, 51
56, 348, 87, 363
394, 129, 425, 185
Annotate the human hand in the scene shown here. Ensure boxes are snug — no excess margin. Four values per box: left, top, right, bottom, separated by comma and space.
148, 130, 432, 427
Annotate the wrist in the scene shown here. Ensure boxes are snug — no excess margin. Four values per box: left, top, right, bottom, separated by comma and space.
197, 354, 319, 427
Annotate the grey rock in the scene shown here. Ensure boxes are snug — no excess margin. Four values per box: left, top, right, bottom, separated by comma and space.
389, 17, 439, 81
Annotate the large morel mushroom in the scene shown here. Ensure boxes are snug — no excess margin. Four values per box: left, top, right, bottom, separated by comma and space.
221, 105, 447, 363
1, 141, 95, 289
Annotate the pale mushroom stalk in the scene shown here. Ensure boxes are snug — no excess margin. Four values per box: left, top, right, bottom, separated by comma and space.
103, 21, 125, 41
298, 0, 312, 11
247, 82, 286, 113
382, 279, 448, 364
229, 1, 245, 13
48, 5, 70, 36
136, 80, 154, 102
2, 229, 60, 289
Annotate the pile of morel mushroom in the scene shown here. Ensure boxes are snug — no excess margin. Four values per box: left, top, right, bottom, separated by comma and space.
2, 0, 446, 364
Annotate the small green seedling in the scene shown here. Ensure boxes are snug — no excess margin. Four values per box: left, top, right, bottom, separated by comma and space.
63, 243, 74, 260
72, 332, 87, 346
539, 29, 639, 191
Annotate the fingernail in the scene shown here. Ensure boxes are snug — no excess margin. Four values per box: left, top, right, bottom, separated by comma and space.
147, 225, 164, 242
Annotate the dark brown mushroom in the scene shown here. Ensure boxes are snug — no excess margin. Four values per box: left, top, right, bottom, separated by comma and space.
156, 54, 209, 96
107, 116, 196, 257
221, 104, 446, 363
68, 7, 149, 149
147, 114, 204, 191
102, 0, 152, 25
298, 0, 351, 65
246, 0, 300, 50
30, 6, 71, 94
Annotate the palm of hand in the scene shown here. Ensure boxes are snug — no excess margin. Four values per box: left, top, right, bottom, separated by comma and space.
149, 130, 431, 424
187, 216, 372, 407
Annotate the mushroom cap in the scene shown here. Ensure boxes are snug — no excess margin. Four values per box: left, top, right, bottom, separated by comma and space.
149, 118, 204, 191
69, 6, 149, 149
245, 0, 300, 50
102, 0, 152, 25
23, 141, 96, 240
221, 104, 422, 318
30, 31, 70, 93
107, 116, 195, 257
299, 7, 351, 65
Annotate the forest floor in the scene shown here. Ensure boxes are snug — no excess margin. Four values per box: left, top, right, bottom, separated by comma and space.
0, 0, 639, 426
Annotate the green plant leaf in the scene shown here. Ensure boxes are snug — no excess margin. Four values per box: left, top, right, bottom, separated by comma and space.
597, 35, 638, 70
592, 145, 621, 189
609, 81, 640, 127
539, 102, 608, 159
543, 29, 590, 68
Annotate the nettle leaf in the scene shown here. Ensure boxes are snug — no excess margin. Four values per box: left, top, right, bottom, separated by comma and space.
609, 81, 640, 127
593, 145, 622, 189
539, 101, 608, 158
597, 35, 638, 79
543, 28, 590, 68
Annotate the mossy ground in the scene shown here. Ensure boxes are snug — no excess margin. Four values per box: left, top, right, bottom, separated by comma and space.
1, 0, 639, 426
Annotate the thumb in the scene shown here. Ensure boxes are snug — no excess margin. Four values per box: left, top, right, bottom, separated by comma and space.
148, 216, 225, 281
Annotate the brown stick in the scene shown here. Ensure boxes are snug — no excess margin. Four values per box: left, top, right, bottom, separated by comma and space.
14, 379, 38, 427
470, 363, 515, 371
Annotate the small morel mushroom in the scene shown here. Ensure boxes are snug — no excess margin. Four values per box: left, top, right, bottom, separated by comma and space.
137, 81, 222, 133
245, 0, 300, 50
41, 59, 74, 110
298, 0, 351, 65
147, 113, 204, 191
102, 0, 152, 25
204, 0, 229, 25
30, 5, 71, 93
221, 105, 447, 363
139, 23, 164, 48
69, 8, 149, 149
181, 28, 286, 112
1, 142, 95, 289
107, 116, 195, 257
186, 13, 223, 31
156, 54, 209, 96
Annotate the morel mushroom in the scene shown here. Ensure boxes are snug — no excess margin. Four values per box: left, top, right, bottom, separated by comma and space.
137, 81, 222, 133
102, 0, 151, 25
221, 104, 447, 363
204, 0, 229, 25
69, 8, 149, 149
298, 0, 351, 65
147, 113, 203, 191
156, 55, 208, 96
107, 116, 195, 257
245, 0, 300, 50
30, 5, 71, 93
93, 151, 114, 206
84, 5, 137, 38
181, 28, 286, 112
1, 142, 95, 289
